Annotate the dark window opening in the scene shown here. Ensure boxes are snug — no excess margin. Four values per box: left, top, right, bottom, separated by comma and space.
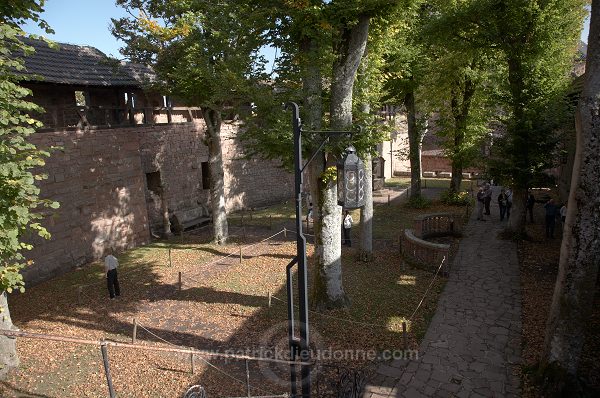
201, 162, 210, 190
146, 171, 162, 195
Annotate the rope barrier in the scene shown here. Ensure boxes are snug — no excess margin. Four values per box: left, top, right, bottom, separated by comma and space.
408, 256, 446, 322
269, 295, 393, 329
135, 323, 285, 396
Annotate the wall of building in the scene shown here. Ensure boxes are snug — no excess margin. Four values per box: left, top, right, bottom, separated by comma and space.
23, 121, 294, 285
24, 128, 151, 285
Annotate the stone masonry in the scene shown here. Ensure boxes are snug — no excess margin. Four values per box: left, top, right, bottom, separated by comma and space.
23, 121, 294, 285
363, 187, 522, 398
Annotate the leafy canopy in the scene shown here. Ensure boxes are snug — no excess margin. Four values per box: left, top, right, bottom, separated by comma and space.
0, 0, 58, 294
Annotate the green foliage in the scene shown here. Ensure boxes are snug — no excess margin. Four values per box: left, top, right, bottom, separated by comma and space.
406, 194, 430, 209
0, 3, 57, 294
112, 0, 269, 112
440, 190, 472, 206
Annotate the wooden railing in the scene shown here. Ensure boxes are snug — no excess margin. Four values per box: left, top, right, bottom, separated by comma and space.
36, 105, 204, 130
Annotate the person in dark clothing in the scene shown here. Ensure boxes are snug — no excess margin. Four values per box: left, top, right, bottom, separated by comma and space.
505, 188, 513, 220
498, 189, 508, 221
527, 192, 535, 223
104, 252, 121, 299
342, 210, 353, 246
484, 183, 492, 215
476, 187, 485, 221
544, 199, 558, 238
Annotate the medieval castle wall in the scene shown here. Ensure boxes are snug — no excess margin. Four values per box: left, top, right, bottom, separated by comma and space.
23, 121, 294, 285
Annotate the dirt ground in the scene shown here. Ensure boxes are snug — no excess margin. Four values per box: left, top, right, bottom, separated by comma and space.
1, 196, 469, 397
519, 195, 600, 397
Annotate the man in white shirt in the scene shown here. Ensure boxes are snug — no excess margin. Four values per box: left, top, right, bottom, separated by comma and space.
104, 252, 121, 299
342, 210, 353, 247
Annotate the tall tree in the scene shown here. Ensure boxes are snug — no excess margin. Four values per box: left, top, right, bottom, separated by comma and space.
419, 1, 501, 195
541, 1, 600, 393
0, 0, 58, 378
113, 0, 269, 244
487, 0, 586, 235
382, 4, 430, 200
243, 1, 393, 308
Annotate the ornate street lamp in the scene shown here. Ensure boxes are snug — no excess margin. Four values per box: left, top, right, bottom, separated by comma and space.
337, 146, 366, 209
284, 103, 362, 398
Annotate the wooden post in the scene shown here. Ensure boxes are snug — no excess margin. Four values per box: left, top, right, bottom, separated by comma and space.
402, 321, 408, 350
132, 319, 137, 344
178, 272, 182, 291
100, 342, 117, 398
283, 227, 287, 238
388, 194, 391, 205
245, 359, 251, 398
268, 291, 272, 308
190, 349, 195, 374
168, 247, 172, 267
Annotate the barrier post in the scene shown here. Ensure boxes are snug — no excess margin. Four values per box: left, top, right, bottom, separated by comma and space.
132, 318, 137, 344
100, 342, 116, 398
168, 247, 172, 267
245, 359, 251, 397
190, 349, 195, 374
283, 227, 287, 238
268, 291, 272, 308
178, 272, 182, 291
388, 194, 390, 205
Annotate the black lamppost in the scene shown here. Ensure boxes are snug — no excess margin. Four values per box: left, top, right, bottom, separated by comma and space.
284, 103, 365, 398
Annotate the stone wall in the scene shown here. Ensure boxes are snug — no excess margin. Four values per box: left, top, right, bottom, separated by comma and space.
422, 153, 479, 176
24, 128, 151, 285
23, 121, 294, 284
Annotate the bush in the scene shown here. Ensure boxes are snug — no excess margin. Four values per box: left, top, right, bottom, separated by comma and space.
441, 190, 472, 206
406, 195, 430, 209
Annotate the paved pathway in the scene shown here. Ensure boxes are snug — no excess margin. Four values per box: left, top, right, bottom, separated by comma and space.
364, 187, 522, 398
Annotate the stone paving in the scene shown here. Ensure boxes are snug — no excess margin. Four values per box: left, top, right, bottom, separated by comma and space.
363, 187, 522, 398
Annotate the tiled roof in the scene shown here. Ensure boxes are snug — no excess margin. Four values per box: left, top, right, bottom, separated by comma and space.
16, 37, 154, 87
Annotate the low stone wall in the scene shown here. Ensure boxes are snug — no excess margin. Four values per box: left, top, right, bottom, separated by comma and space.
400, 229, 450, 274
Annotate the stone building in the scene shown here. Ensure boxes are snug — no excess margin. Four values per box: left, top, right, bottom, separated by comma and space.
17, 38, 294, 285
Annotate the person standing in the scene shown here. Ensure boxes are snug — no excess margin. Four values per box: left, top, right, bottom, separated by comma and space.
544, 199, 558, 238
484, 183, 492, 215
560, 203, 567, 232
527, 191, 535, 223
498, 189, 508, 221
342, 210, 353, 246
505, 188, 513, 220
104, 251, 121, 299
476, 187, 485, 221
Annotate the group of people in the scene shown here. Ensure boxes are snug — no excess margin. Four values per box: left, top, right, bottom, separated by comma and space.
477, 183, 512, 221
476, 184, 567, 239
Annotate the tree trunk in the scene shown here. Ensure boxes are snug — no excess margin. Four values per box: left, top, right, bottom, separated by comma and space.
359, 153, 373, 262
448, 76, 475, 193
203, 108, 229, 245
313, 15, 370, 310
541, 2, 600, 390
405, 90, 421, 199
0, 292, 19, 379
159, 186, 172, 238
507, 187, 527, 235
